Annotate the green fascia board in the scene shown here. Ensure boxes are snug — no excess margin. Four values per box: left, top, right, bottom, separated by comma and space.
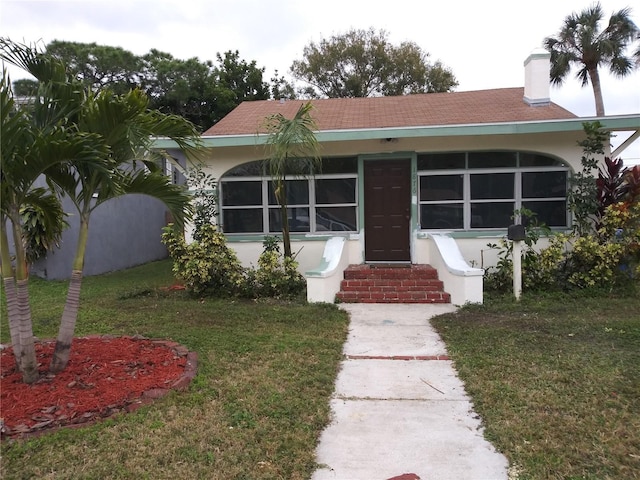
152, 114, 640, 149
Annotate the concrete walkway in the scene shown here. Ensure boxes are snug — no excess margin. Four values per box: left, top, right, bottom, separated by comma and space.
312, 304, 509, 480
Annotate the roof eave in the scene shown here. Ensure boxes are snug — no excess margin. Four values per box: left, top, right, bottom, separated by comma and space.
152, 114, 640, 149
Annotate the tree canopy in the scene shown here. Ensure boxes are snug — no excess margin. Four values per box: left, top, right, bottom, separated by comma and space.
290, 28, 458, 98
544, 2, 639, 116
47, 40, 142, 95
39, 41, 271, 130
6, 31, 462, 128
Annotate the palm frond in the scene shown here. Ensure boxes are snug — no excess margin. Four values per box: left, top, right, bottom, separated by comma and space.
0, 37, 66, 83
263, 102, 321, 178
21, 188, 68, 263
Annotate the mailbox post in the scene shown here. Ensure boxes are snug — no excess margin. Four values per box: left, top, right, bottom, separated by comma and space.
507, 224, 526, 300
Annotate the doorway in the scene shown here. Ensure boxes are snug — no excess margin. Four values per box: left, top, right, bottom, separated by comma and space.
363, 160, 411, 262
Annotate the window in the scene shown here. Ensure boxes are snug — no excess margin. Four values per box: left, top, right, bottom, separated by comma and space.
220, 158, 358, 234
418, 152, 568, 230
315, 178, 358, 231
419, 174, 464, 229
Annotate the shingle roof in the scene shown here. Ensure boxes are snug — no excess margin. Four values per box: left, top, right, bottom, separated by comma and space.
203, 87, 577, 137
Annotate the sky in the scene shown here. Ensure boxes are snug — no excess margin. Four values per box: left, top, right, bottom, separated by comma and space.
2, 0, 639, 162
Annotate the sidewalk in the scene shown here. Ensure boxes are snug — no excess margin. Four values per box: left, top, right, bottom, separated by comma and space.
312, 303, 509, 480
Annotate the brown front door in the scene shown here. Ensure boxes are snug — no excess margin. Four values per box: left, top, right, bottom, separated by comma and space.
364, 160, 411, 262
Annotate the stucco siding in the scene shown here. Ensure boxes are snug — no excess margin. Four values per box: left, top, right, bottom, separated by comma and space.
31, 194, 170, 280
205, 131, 585, 179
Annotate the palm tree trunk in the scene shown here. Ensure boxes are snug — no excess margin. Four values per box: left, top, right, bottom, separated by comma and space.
1, 221, 22, 368
276, 179, 292, 258
588, 68, 605, 117
7, 209, 39, 383
16, 278, 39, 383
2, 277, 21, 367
50, 213, 89, 373
280, 202, 291, 258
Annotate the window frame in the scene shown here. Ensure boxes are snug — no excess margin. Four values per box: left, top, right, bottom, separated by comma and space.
418, 153, 569, 231
220, 171, 359, 235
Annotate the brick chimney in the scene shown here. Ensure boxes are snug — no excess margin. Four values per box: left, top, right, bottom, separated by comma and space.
523, 48, 551, 106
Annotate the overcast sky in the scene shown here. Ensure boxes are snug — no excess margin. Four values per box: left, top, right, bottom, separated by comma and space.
2, 0, 639, 161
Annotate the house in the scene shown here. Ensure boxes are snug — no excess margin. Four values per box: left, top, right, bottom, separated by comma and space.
155, 50, 640, 304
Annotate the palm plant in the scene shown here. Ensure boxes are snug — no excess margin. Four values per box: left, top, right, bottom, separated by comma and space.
2, 38, 201, 377
544, 3, 639, 116
263, 102, 321, 258
48, 87, 200, 372
0, 46, 108, 382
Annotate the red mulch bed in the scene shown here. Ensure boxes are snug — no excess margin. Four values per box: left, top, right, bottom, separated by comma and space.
1, 336, 197, 439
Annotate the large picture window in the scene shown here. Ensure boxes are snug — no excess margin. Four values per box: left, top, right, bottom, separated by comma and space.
220, 158, 358, 234
418, 152, 569, 230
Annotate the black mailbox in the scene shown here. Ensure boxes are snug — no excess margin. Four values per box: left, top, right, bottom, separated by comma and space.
507, 224, 526, 241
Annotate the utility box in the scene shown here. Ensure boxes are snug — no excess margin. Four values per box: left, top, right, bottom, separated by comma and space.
507, 224, 526, 241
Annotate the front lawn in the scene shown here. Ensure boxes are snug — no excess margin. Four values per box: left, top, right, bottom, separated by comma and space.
1, 260, 349, 479
4, 260, 638, 479
431, 292, 640, 480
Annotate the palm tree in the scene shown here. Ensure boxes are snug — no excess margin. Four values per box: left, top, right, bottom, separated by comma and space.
48, 87, 200, 372
0, 52, 107, 382
2, 38, 201, 376
544, 3, 639, 116
263, 102, 321, 258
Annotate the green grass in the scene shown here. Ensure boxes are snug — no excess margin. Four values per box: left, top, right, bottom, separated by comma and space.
431, 292, 640, 480
1, 260, 349, 480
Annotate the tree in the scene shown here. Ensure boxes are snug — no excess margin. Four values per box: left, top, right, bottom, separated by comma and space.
141, 49, 219, 130
1, 38, 200, 378
46, 40, 142, 95
290, 28, 458, 98
544, 3, 639, 116
48, 87, 200, 372
1, 39, 109, 383
142, 50, 270, 130
263, 102, 321, 258
43, 41, 273, 131
214, 50, 270, 119
270, 70, 296, 100
11, 78, 38, 97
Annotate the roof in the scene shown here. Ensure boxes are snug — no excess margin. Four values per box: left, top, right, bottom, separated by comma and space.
203, 87, 578, 137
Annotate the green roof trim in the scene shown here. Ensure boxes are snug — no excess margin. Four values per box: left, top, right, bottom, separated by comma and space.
153, 115, 640, 149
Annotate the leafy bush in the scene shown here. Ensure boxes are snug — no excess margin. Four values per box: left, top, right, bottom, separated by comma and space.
249, 236, 306, 299
186, 165, 218, 243
485, 202, 640, 294
162, 223, 246, 297
483, 209, 550, 292
19, 188, 68, 264
569, 121, 607, 236
163, 229, 307, 300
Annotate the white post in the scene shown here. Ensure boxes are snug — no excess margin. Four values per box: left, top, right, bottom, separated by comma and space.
513, 240, 522, 300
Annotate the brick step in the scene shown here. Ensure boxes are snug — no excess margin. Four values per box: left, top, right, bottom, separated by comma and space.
343, 264, 438, 280
336, 290, 451, 304
339, 279, 445, 291
335, 264, 451, 304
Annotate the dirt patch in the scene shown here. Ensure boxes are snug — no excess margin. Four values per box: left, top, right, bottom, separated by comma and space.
1, 336, 197, 439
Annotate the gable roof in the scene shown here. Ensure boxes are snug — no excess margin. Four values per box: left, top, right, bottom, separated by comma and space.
203, 87, 577, 137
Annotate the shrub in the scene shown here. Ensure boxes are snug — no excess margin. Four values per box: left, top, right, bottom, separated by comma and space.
162, 229, 307, 300
485, 202, 640, 294
483, 209, 550, 292
162, 224, 246, 297
186, 165, 218, 243
569, 121, 607, 236
250, 236, 306, 299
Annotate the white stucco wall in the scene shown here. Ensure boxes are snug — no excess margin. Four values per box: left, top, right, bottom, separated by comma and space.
185, 129, 585, 302
203, 130, 586, 179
